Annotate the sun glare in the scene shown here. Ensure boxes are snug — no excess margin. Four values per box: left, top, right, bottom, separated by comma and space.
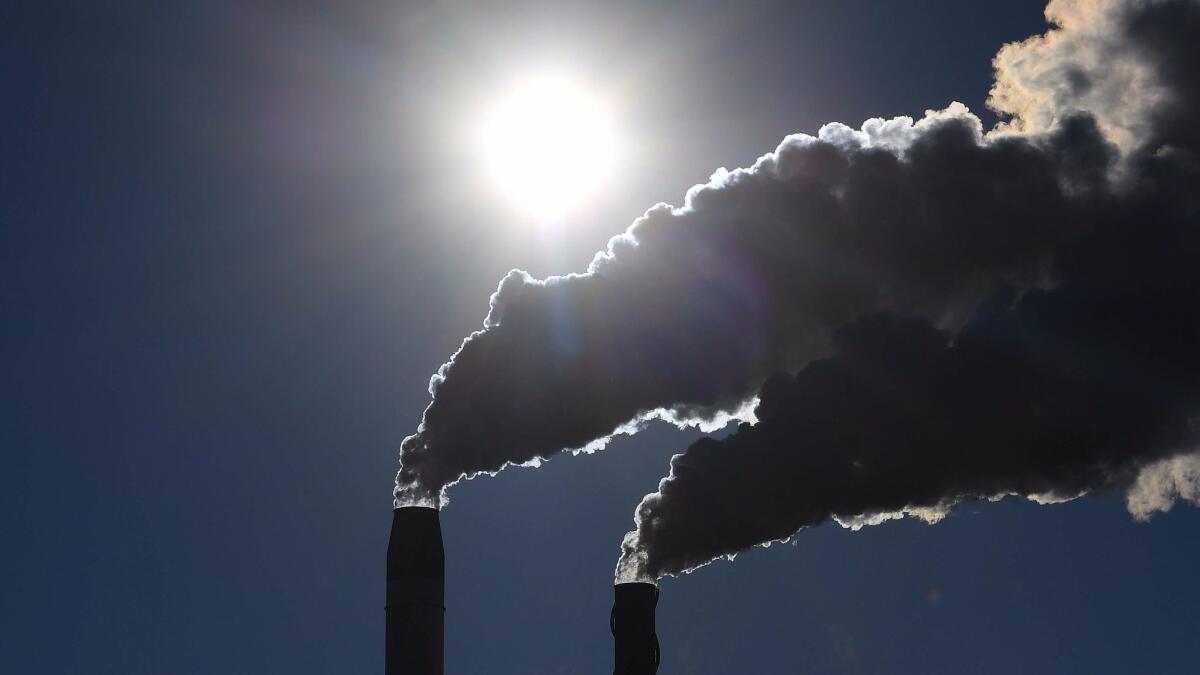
478, 74, 618, 221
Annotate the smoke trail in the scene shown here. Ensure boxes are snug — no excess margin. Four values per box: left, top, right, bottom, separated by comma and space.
396, 0, 1198, 509
618, 199, 1200, 579
396, 105, 1116, 506
617, 0, 1200, 580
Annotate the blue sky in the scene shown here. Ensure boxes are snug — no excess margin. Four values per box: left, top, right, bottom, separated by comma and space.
5, 1, 1199, 673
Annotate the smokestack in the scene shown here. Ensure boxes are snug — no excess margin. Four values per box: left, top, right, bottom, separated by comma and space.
386, 506, 444, 675
611, 582, 660, 675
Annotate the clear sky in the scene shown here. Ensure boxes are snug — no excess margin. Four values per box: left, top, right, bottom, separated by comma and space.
5, 1, 1199, 673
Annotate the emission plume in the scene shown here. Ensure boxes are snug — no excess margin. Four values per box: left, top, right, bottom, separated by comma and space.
395, 104, 1113, 506
618, 226, 1200, 578
617, 0, 1200, 580
396, 0, 1200, 531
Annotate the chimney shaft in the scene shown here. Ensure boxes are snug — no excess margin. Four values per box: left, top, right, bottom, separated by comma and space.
386, 507, 444, 675
612, 582, 660, 675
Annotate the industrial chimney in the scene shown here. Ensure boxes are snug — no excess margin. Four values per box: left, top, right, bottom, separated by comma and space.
386, 506, 444, 675
612, 582, 660, 675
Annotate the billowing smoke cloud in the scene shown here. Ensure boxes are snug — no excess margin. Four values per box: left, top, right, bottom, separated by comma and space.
396, 102, 1117, 506
989, 0, 1200, 154
617, 0, 1200, 580
398, 0, 1199, 580
618, 192, 1200, 578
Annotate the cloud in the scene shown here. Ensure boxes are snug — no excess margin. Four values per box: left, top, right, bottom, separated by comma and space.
989, 0, 1200, 155
394, 0, 1200, 586
1127, 452, 1200, 520
612, 0, 1200, 581
620, 224, 1200, 578
395, 104, 1115, 506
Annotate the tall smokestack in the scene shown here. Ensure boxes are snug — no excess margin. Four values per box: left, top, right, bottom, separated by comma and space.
611, 582, 660, 675
386, 506, 444, 675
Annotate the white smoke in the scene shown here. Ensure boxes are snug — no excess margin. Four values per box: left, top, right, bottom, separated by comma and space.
1126, 452, 1200, 520
989, 0, 1171, 153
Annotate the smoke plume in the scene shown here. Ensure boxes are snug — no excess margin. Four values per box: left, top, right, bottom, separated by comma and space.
618, 202, 1200, 578
396, 102, 1117, 506
397, 0, 1200, 597
617, 0, 1200, 580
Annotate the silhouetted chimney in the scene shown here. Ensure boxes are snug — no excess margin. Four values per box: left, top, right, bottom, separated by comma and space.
386, 507, 444, 675
612, 582, 660, 675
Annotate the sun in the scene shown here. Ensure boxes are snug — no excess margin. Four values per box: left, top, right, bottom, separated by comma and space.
477, 74, 618, 221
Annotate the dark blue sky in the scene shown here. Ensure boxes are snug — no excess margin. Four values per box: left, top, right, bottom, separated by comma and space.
5, 1, 1199, 673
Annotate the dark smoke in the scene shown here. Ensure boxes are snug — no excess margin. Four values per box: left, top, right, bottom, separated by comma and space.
617, 0, 1200, 580
397, 0, 1200, 587
619, 169, 1200, 578
396, 109, 1115, 505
